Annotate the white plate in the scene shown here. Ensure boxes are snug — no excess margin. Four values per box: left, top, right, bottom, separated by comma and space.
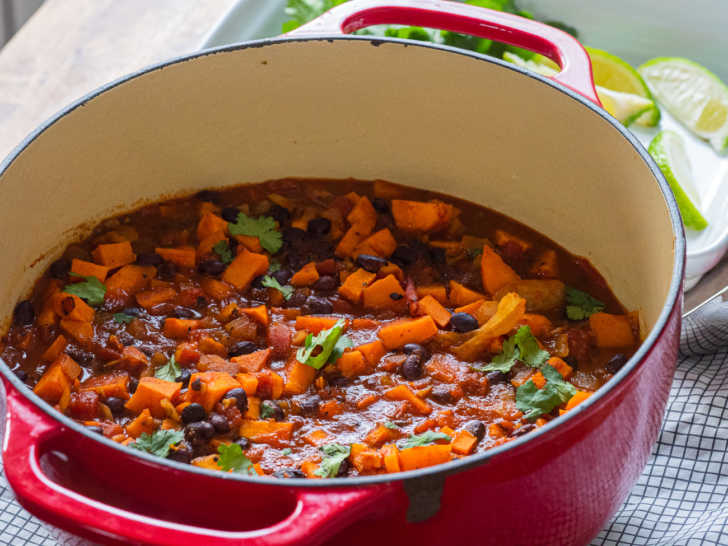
201, 0, 728, 290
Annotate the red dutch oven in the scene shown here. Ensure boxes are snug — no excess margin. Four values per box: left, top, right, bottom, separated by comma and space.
0, 1, 684, 544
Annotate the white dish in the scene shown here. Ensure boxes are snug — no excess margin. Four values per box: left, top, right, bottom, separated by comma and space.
201, 0, 728, 290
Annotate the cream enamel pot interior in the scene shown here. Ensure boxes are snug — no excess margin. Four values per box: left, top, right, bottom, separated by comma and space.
0, 1, 684, 545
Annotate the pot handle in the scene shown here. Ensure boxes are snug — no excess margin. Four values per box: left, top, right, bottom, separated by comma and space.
286, 0, 601, 105
2, 384, 397, 545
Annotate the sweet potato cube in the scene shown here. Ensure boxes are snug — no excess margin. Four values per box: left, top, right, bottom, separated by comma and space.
417, 285, 448, 304
235, 373, 259, 397
41, 335, 68, 362
60, 319, 94, 344
338, 268, 376, 304
197, 231, 227, 258
346, 196, 377, 233
378, 316, 438, 350
163, 318, 199, 339
451, 429, 478, 455
391, 200, 454, 232
336, 350, 367, 378
381, 444, 401, 473
231, 348, 271, 373
547, 356, 573, 379
34, 357, 77, 405
197, 212, 229, 241
384, 384, 432, 415
80, 371, 130, 400
92, 241, 136, 268
398, 444, 451, 471
565, 390, 592, 410
125, 377, 182, 418
125, 408, 156, 438
186, 371, 240, 412
449, 280, 486, 307
365, 424, 397, 448
136, 287, 177, 309
239, 420, 294, 446
52, 293, 95, 322
155, 247, 196, 269
481, 244, 520, 295
357, 340, 386, 366
222, 248, 269, 291
362, 274, 406, 311
303, 429, 330, 447
295, 316, 341, 334
105, 265, 155, 297
290, 262, 319, 287
241, 305, 268, 326
350, 443, 383, 473
415, 295, 451, 328
284, 360, 316, 395
353, 228, 397, 258
235, 235, 263, 253
71, 259, 111, 282
589, 312, 635, 348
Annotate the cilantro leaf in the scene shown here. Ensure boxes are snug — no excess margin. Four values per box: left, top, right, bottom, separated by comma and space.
515, 364, 577, 420
217, 443, 255, 475
268, 262, 282, 273
213, 240, 233, 264
261, 275, 294, 300
281, 448, 292, 456
314, 443, 351, 478
155, 355, 181, 382
329, 335, 353, 363
64, 273, 106, 306
400, 431, 452, 449
228, 212, 282, 254
478, 326, 549, 373
113, 312, 135, 324
384, 421, 399, 430
565, 286, 606, 320
260, 402, 276, 420
131, 429, 184, 458
296, 319, 347, 369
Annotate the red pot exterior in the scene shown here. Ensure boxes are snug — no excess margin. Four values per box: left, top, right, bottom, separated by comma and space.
1, 298, 680, 546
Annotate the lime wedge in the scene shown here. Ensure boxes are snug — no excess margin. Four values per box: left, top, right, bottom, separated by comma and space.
639, 57, 728, 152
648, 131, 708, 230
586, 47, 660, 127
504, 52, 652, 126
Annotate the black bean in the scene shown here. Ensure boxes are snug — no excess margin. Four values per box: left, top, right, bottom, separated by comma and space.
429, 247, 446, 264
190, 378, 202, 391
195, 190, 220, 203
235, 437, 250, 450
222, 388, 248, 413
303, 296, 333, 315
251, 275, 266, 289
337, 458, 350, 477
196, 296, 207, 308
403, 343, 429, 360
198, 259, 226, 276
128, 377, 139, 394
283, 227, 307, 244
157, 262, 177, 280
464, 420, 486, 442
269, 205, 290, 225
401, 354, 424, 380
606, 353, 628, 375
313, 275, 337, 293
356, 254, 387, 273
261, 400, 284, 421
13, 368, 27, 382
272, 268, 292, 285
105, 396, 125, 415
511, 424, 536, 438
167, 442, 194, 464
181, 403, 207, 424
175, 368, 192, 389
221, 207, 240, 222
228, 341, 257, 358
66, 346, 94, 365
391, 245, 417, 266
273, 468, 306, 479
173, 307, 202, 320
329, 375, 350, 387
389, 293, 403, 301
137, 252, 164, 266
209, 413, 231, 434
430, 385, 454, 404
372, 198, 390, 213
13, 301, 34, 326
286, 290, 308, 308
86, 426, 104, 435
307, 217, 331, 236
485, 371, 507, 385
295, 395, 320, 415
185, 421, 215, 446
286, 252, 308, 272
122, 307, 141, 317
49, 259, 71, 279
449, 312, 479, 333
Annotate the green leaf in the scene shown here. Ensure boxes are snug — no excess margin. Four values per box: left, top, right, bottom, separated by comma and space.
213, 240, 233, 264
217, 443, 255, 475
155, 355, 181, 382
314, 443, 351, 478
515, 364, 577, 420
268, 262, 282, 273
477, 326, 549, 373
329, 335, 353, 363
261, 275, 294, 300
400, 431, 452, 449
565, 286, 605, 321
281, 448, 292, 456
113, 312, 135, 324
64, 273, 106, 307
383, 26, 434, 42
260, 402, 276, 420
131, 429, 184, 458
228, 212, 282, 254
295, 319, 347, 370
384, 421, 399, 430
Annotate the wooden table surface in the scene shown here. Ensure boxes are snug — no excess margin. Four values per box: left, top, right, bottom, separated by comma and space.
0, 0, 724, 310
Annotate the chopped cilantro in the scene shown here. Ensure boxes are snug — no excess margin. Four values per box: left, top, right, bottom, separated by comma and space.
400, 431, 451, 449
261, 275, 294, 300
314, 443, 350, 478
476, 326, 549, 374
296, 319, 349, 369
268, 262, 282, 273
113, 312, 135, 324
213, 240, 233, 264
217, 443, 255, 475
329, 335, 353, 363
565, 286, 605, 320
515, 364, 577, 420
131, 429, 184, 458
384, 421, 399, 430
260, 402, 276, 420
155, 355, 181, 382
228, 212, 282, 254
64, 273, 106, 307
281, 448, 292, 456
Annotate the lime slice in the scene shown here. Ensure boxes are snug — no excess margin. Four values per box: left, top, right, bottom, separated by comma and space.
586, 47, 660, 127
648, 131, 708, 231
504, 52, 652, 126
639, 57, 728, 152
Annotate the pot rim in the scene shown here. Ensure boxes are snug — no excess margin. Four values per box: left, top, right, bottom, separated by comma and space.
0, 34, 686, 489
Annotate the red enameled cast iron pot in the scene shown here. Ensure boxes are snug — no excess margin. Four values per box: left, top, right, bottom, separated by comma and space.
0, 1, 685, 544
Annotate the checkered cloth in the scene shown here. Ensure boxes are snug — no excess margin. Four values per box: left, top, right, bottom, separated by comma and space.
1, 300, 726, 545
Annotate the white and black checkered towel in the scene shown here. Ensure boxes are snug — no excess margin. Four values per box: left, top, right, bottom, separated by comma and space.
1, 299, 727, 546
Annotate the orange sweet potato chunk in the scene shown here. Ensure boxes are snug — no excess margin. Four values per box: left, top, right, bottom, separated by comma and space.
391, 200, 454, 232
125, 377, 182, 418
290, 262, 319, 287
71, 259, 110, 283
338, 268, 376, 304
362, 274, 405, 311
92, 241, 136, 268
378, 316, 438, 349
155, 247, 196, 269
481, 244, 520, 295
398, 444, 451, 471
222, 248, 269, 291
415, 295, 451, 328
589, 312, 635, 348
